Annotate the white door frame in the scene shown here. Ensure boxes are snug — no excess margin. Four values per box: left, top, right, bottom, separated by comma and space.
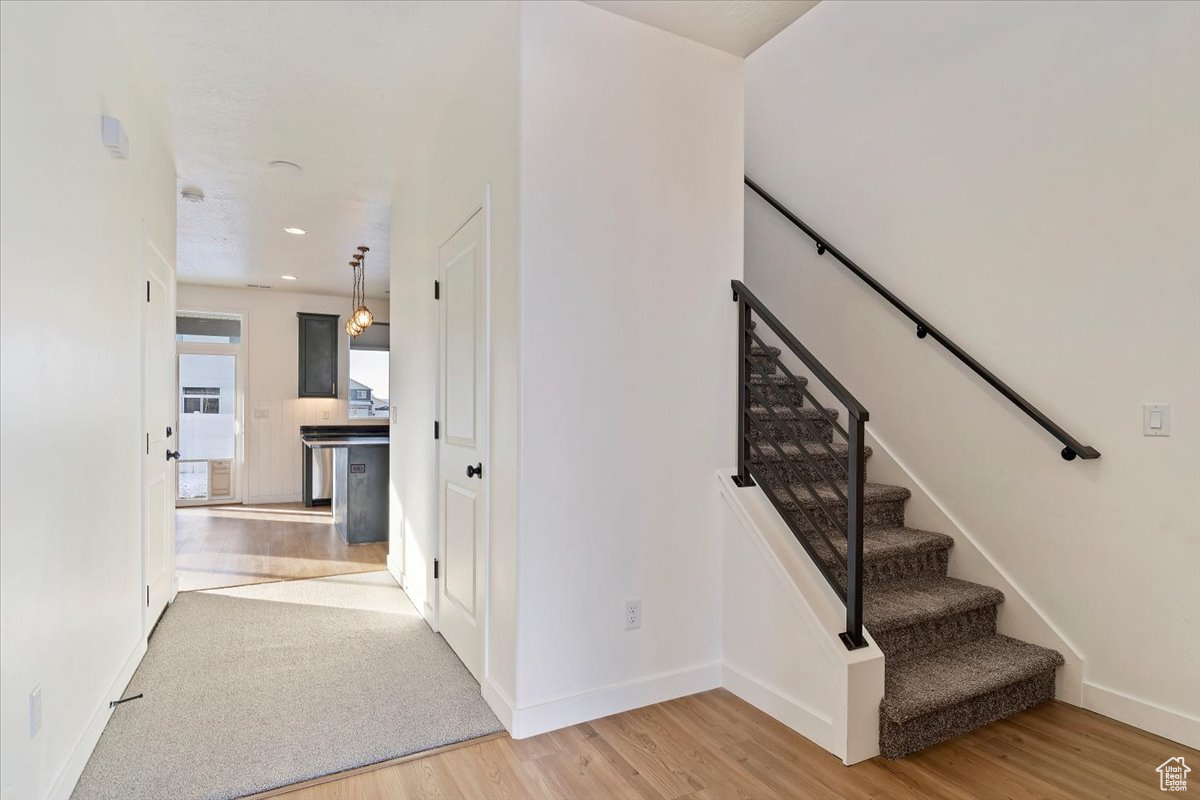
176, 305, 250, 505
174, 330, 245, 507
434, 184, 493, 684
141, 234, 177, 632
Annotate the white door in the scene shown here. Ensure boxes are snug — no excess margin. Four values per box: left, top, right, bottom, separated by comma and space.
438, 207, 488, 680
144, 241, 175, 628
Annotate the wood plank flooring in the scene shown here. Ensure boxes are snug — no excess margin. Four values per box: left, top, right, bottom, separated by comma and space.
175, 502, 387, 591
268, 690, 1198, 800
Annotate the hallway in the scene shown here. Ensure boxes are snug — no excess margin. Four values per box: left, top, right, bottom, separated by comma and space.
175, 503, 387, 592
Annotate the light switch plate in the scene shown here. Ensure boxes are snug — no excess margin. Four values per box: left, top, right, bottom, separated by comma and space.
1143, 403, 1170, 437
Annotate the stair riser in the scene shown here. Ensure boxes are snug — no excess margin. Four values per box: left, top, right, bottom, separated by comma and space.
755, 449, 855, 486
748, 355, 777, 375
756, 478, 907, 532
872, 604, 998, 666
753, 415, 835, 445
748, 379, 806, 408
831, 547, 950, 587
879, 670, 1056, 759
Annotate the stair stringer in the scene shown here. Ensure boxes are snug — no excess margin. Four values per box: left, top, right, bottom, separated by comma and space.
860, 427, 1086, 705
719, 472, 885, 765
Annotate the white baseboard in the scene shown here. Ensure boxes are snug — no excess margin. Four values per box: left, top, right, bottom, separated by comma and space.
722, 663, 834, 753
510, 662, 722, 739
245, 493, 303, 505
482, 678, 515, 733
386, 553, 404, 589
47, 637, 147, 800
1083, 681, 1200, 749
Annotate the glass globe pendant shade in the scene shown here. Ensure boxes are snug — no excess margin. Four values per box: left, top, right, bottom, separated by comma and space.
345, 317, 363, 337
352, 305, 374, 329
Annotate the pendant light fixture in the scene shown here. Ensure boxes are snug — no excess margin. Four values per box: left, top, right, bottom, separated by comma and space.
344, 245, 373, 337
352, 246, 374, 330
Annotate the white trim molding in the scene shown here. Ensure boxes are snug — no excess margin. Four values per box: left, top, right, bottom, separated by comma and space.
1083, 681, 1200, 749
48, 638, 147, 799
509, 662, 722, 740
722, 663, 834, 752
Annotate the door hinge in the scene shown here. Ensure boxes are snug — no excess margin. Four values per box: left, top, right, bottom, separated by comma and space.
146, 586, 150, 607
434, 420, 439, 440
146, 280, 150, 302
146, 433, 149, 455
434, 280, 440, 300
433, 558, 439, 579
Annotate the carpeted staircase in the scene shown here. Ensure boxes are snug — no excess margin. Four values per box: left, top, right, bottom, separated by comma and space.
745, 343, 1064, 759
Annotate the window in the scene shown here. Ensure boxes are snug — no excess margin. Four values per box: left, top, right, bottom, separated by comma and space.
177, 313, 241, 344
349, 323, 388, 419
182, 386, 221, 414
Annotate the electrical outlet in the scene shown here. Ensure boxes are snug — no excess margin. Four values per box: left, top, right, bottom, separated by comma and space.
625, 599, 642, 630
29, 686, 42, 738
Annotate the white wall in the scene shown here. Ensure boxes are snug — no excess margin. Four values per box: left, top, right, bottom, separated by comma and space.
513, 1, 742, 735
0, 3, 176, 797
176, 284, 388, 504
387, 0, 521, 715
746, 0, 1200, 746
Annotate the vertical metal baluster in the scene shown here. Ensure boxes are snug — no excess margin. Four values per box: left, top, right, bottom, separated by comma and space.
841, 413, 867, 649
733, 291, 755, 487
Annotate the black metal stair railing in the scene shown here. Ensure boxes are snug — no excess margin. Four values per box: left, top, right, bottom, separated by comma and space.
745, 175, 1099, 462
732, 279, 869, 651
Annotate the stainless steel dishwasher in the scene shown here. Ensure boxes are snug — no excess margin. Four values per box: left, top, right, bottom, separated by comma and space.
310, 446, 333, 503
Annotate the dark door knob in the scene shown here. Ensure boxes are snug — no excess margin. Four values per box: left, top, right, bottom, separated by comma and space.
166, 450, 181, 461
466, 463, 483, 478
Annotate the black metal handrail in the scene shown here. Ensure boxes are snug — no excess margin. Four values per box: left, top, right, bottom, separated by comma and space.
732, 279, 868, 650
745, 175, 1100, 462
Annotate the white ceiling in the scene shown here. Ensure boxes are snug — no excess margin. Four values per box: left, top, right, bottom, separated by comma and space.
125, 1, 488, 300
585, 0, 818, 57
126, 1, 817, 300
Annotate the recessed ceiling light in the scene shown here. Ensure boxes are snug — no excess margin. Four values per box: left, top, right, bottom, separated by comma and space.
267, 160, 302, 173
281, 275, 298, 281
284, 227, 306, 235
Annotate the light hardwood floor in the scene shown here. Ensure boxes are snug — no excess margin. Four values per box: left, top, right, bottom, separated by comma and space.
175, 502, 388, 591
266, 690, 1197, 800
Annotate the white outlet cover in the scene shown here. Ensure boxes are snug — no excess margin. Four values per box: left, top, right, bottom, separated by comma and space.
625, 599, 642, 630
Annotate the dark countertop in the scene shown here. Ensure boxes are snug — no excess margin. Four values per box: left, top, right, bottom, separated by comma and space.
299, 424, 388, 438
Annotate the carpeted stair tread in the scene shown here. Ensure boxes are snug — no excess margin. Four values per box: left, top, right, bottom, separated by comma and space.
749, 344, 781, 357
837, 526, 953, 563
750, 438, 870, 463
865, 577, 1003, 633
773, 479, 911, 509
881, 634, 1064, 725
748, 402, 836, 422
750, 373, 807, 389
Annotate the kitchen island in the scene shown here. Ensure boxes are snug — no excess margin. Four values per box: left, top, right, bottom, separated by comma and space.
300, 425, 388, 544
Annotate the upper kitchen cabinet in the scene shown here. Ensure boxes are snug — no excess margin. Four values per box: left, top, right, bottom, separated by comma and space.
297, 313, 339, 397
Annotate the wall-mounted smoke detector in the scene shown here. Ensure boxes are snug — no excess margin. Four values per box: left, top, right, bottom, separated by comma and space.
180, 187, 205, 203
267, 160, 302, 173
245, 283, 272, 289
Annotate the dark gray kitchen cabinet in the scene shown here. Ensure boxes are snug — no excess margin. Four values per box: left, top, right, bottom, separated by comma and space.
297, 312, 339, 397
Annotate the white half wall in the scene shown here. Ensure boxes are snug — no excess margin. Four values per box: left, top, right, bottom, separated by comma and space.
720, 474, 885, 765
512, 0, 742, 736
387, 0, 521, 713
176, 284, 388, 505
746, 0, 1200, 746
0, 3, 176, 797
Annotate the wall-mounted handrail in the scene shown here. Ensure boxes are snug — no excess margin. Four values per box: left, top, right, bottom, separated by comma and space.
745, 175, 1100, 461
